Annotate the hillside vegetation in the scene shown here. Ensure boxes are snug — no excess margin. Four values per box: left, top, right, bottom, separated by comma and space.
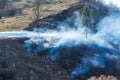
0, 0, 78, 31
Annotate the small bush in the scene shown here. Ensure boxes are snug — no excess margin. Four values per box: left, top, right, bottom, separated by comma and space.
0, 0, 18, 18
3, 5, 18, 17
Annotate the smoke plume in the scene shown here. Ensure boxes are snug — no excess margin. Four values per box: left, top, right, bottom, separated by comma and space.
0, 0, 120, 79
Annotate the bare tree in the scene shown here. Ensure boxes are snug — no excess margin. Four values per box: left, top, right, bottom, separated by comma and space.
31, 0, 45, 27
33, 0, 44, 21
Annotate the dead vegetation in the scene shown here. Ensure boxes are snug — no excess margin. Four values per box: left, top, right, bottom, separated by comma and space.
88, 75, 118, 80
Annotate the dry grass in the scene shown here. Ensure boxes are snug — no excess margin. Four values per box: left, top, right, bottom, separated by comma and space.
0, 0, 78, 31
88, 75, 118, 80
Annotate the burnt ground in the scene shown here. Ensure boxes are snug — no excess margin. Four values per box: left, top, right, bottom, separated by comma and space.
0, 38, 70, 80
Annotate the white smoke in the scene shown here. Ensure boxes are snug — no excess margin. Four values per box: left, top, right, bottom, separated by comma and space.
0, 13, 119, 50
101, 0, 120, 8
96, 13, 120, 49
0, 10, 119, 53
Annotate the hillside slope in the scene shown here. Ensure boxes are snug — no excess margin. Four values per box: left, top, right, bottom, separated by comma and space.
0, 38, 69, 80
0, 0, 78, 31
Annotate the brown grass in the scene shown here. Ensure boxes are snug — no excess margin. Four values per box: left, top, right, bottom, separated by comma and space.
0, 0, 78, 31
